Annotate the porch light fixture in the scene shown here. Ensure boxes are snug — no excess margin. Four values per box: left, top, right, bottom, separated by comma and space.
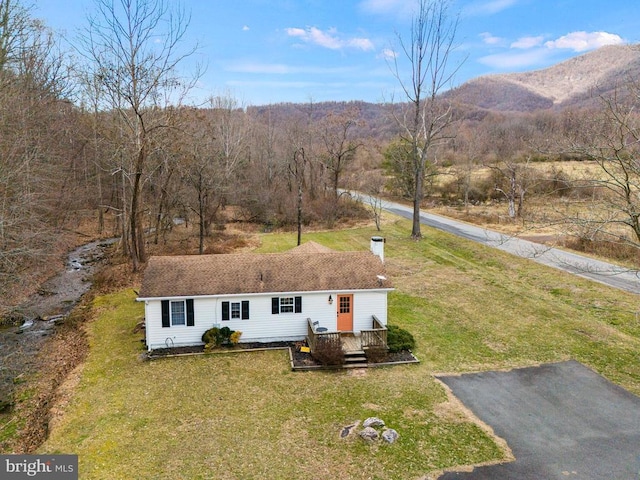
328, 294, 333, 304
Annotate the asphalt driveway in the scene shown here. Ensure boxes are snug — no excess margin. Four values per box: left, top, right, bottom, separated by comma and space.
437, 361, 640, 479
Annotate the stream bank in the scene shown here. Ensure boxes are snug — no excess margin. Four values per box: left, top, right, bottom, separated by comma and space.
0, 239, 115, 429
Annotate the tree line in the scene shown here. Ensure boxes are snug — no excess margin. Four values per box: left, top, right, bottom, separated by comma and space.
2, 0, 640, 313
0, 0, 375, 309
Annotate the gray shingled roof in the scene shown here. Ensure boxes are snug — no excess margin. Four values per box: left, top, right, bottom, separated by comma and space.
138, 245, 391, 298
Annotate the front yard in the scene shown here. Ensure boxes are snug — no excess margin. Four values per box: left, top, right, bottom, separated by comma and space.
40, 218, 640, 479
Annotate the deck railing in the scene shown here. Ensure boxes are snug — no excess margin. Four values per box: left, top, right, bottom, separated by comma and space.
306, 318, 340, 353
361, 315, 388, 350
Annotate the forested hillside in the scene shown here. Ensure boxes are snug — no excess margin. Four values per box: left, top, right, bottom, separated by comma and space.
2, 0, 640, 317
445, 44, 640, 112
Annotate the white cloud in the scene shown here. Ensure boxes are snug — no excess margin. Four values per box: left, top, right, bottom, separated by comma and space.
286, 28, 307, 38
349, 37, 376, 50
378, 48, 397, 60
480, 32, 503, 45
511, 35, 544, 49
478, 30, 626, 71
544, 31, 624, 52
285, 26, 374, 51
478, 49, 552, 69
242, 25, 250, 31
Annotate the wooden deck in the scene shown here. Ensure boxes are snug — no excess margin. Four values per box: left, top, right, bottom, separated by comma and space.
340, 333, 363, 353
306, 317, 387, 355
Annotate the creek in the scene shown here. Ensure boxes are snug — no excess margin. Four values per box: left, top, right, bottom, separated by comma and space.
0, 239, 115, 405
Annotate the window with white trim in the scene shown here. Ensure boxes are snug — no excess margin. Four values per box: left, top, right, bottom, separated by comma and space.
280, 297, 294, 313
171, 300, 186, 325
271, 296, 302, 314
222, 300, 250, 320
161, 299, 194, 328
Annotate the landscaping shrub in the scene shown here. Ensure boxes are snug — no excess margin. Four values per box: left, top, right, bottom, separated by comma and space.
365, 345, 388, 363
312, 338, 345, 366
219, 326, 232, 343
386, 325, 416, 353
202, 327, 220, 346
229, 331, 242, 345
201, 327, 242, 349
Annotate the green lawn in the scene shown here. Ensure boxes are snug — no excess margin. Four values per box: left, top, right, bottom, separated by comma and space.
40, 216, 640, 479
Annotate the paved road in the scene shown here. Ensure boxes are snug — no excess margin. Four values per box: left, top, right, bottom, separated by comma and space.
437, 361, 640, 479
352, 192, 640, 294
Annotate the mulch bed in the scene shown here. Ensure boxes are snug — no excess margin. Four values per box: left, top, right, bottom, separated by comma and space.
147, 342, 419, 368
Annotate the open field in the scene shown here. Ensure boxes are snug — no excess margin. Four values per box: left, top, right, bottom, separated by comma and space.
420, 159, 640, 267
39, 215, 640, 479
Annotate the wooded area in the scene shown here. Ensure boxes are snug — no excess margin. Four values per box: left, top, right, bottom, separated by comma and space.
1, 0, 640, 315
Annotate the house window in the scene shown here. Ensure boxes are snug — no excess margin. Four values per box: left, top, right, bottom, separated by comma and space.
161, 299, 194, 328
171, 301, 186, 325
222, 301, 250, 321
272, 296, 302, 314
280, 297, 294, 313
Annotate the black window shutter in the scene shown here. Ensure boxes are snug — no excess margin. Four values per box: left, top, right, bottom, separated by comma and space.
161, 300, 170, 328
222, 301, 230, 321
294, 296, 302, 313
271, 297, 279, 314
186, 299, 195, 326
241, 300, 250, 320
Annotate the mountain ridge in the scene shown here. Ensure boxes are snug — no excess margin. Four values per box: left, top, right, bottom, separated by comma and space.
446, 44, 640, 112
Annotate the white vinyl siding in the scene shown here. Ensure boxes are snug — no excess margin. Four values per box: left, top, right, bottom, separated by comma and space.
143, 290, 389, 350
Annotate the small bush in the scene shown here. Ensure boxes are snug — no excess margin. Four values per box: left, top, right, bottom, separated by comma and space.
202, 326, 242, 349
202, 327, 220, 346
229, 331, 242, 345
386, 325, 416, 353
365, 346, 388, 363
219, 326, 232, 343
312, 338, 345, 366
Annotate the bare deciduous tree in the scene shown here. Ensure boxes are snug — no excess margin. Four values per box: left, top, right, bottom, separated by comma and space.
390, 0, 461, 239
0, 0, 74, 306
489, 157, 532, 220
319, 107, 362, 199
180, 96, 250, 254
290, 146, 307, 246
0, 0, 30, 71
79, 0, 199, 270
560, 77, 640, 249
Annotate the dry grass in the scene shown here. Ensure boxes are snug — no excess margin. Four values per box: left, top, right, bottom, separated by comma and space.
40, 291, 500, 479
38, 214, 640, 479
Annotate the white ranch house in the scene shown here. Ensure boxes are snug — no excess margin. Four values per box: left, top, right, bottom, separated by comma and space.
137, 238, 393, 352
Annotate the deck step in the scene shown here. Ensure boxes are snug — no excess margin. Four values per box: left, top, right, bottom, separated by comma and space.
345, 355, 367, 364
344, 350, 365, 356
343, 362, 369, 368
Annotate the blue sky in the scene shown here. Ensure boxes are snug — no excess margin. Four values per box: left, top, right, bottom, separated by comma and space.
36, 0, 639, 106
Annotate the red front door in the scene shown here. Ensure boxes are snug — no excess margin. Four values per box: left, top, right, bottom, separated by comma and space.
336, 294, 353, 331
